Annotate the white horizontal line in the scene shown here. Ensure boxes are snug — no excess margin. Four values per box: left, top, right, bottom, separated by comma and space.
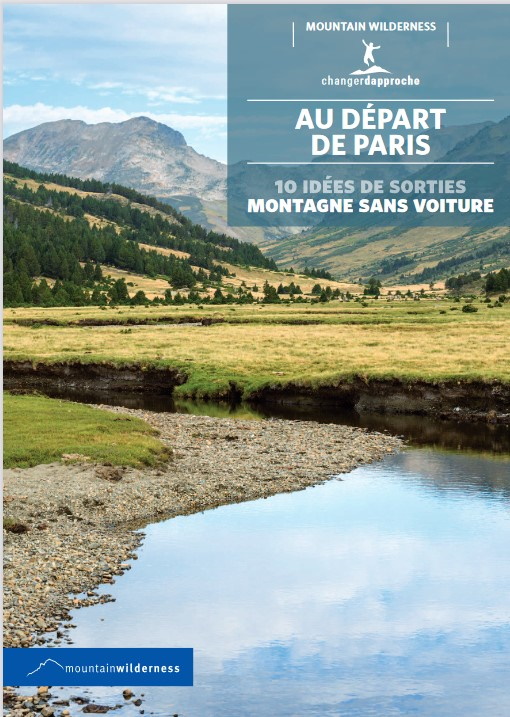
246, 161, 495, 165
246, 99, 495, 103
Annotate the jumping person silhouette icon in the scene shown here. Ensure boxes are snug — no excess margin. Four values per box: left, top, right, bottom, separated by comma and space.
362, 39, 381, 66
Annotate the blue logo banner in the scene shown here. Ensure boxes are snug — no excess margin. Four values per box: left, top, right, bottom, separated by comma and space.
228, 4, 510, 227
3, 648, 193, 686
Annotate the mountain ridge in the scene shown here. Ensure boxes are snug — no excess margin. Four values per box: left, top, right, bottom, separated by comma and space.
4, 115, 509, 281
261, 116, 510, 281
4, 116, 225, 202
5, 115, 493, 246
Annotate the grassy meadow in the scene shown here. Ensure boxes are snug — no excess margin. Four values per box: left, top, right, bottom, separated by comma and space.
3, 393, 170, 468
4, 299, 510, 398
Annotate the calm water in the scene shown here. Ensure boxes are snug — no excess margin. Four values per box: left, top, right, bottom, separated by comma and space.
52, 448, 510, 716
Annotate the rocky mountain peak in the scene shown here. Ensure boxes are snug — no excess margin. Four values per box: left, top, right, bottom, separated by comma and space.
4, 116, 222, 200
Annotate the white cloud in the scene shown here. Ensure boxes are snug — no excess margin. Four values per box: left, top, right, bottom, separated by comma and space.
125, 86, 200, 105
3, 5, 228, 160
87, 82, 124, 91
3, 5, 227, 98
84, 82, 221, 105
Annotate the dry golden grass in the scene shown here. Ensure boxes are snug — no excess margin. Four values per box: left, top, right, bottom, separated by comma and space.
84, 214, 120, 232
5, 175, 177, 224
387, 282, 446, 294
4, 302, 510, 394
8, 198, 75, 221
129, 245, 360, 295
173, 258, 442, 296
9, 194, 120, 233
138, 243, 189, 259
220, 263, 359, 295
4, 300, 505, 326
99, 266, 171, 299
6, 175, 106, 199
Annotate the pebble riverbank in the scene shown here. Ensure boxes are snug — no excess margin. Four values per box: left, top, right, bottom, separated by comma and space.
4, 407, 401, 713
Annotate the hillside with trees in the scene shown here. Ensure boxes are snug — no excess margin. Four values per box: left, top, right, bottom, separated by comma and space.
4, 162, 345, 307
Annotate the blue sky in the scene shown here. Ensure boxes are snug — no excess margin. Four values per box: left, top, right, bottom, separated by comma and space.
3, 4, 228, 162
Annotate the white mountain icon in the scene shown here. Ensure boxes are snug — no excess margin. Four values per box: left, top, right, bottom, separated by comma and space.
26, 658, 65, 677
351, 65, 391, 75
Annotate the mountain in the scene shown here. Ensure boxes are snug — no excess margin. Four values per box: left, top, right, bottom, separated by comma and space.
4, 116, 507, 283
3, 116, 226, 202
351, 66, 390, 75
261, 118, 510, 282
4, 116, 490, 201
421, 121, 494, 163
3, 116, 299, 244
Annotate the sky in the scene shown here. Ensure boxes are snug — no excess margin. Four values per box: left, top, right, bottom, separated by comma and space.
3, 4, 228, 162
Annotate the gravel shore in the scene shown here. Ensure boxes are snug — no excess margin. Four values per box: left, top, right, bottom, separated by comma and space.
4, 407, 402, 655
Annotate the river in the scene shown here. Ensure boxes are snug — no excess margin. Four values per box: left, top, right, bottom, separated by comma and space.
19, 393, 510, 716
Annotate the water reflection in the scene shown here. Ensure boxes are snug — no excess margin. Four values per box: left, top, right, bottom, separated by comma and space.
54, 450, 510, 716
400, 450, 510, 500
8, 384, 510, 454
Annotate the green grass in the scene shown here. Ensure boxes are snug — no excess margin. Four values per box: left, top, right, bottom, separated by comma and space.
3, 516, 29, 533
3, 393, 171, 468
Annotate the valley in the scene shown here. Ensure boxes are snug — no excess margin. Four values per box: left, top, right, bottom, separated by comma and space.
3, 8, 510, 717
5, 115, 509, 282
4, 159, 509, 422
